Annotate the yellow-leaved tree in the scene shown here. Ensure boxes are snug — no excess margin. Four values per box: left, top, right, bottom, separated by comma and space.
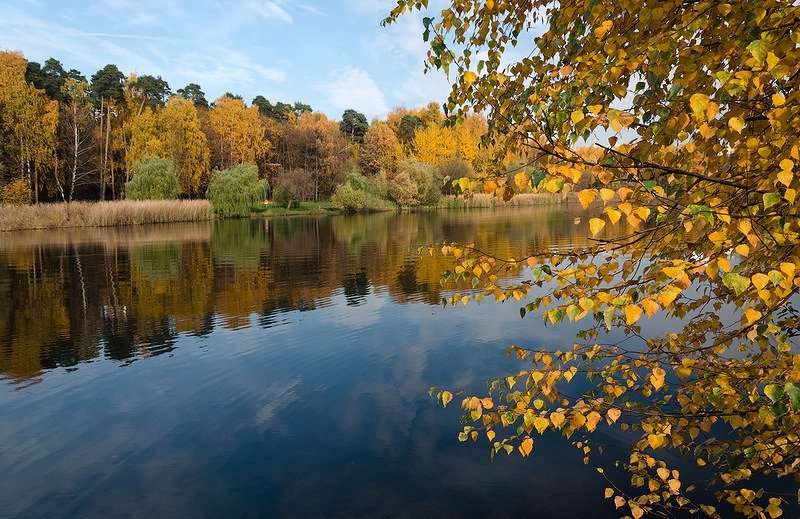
205, 95, 268, 171
386, 1, 800, 518
160, 96, 210, 197
360, 120, 403, 176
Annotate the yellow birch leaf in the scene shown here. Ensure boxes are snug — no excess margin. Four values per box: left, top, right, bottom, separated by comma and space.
577, 189, 596, 209
648, 434, 663, 449
487, 429, 496, 441
589, 218, 605, 237
729, 117, 745, 132
533, 416, 549, 434
605, 208, 621, 224
641, 299, 660, 317
650, 367, 666, 390
625, 304, 643, 325
599, 188, 615, 202
751, 273, 770, 290
549, 412, 566, 428
594, 20, 612, 38
519, 437, 533, 456
463, 71, 477, 86
777, 170, 793, 187
606, 408, 621, 424
690, 93, 709, 120
743, 307, 762, 326
585, 411, 602, 431
441, 390, 453, 408
657, 467, 670, 480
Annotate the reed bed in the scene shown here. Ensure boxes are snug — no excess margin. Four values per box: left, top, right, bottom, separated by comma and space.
437, 193, 571, 209
0, 200, 213, 232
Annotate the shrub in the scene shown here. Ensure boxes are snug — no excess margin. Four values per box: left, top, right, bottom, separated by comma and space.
388, 159, 442, 207
205, 164, 267, 217
0, 179, 32, 205
331, 183, 392, 213
273, 168, 315, 208
125, 156, 180, 200
387, 170, 419, 207
344, 168, 388, 198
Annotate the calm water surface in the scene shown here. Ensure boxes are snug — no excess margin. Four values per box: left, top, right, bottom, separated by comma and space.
1, 208, 634, 518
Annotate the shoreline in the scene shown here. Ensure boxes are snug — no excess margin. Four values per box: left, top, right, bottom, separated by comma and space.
0, 194, 570, 232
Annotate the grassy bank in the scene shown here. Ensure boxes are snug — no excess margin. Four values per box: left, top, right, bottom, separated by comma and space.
260, 200, 335, 216
0, 200, 213, 232
436, 193, 567, 209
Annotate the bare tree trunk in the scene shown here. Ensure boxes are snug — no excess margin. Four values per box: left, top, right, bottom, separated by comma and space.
99, 98, 106, 201
106, 108, 113, 199
70, 115, 78, 201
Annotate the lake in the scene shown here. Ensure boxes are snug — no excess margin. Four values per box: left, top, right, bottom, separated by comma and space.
0, 207, 637, 518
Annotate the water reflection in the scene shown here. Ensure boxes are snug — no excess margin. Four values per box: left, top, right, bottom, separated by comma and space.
0, 208, 657, 518
0, 207, 598, 383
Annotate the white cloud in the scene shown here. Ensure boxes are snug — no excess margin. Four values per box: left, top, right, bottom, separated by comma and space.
319, 66, 389, 118
393, 69, 451, 109
254, 0, 294, 24
173, 48, 286, 99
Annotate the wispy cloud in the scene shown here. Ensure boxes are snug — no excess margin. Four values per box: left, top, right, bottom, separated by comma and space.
173, 48, 286, 98
252, 0, 294, 24
319, 66, 389, 118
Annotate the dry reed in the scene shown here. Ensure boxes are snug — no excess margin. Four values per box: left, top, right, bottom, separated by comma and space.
0, 200, 213, 232
437, 193, 572, 209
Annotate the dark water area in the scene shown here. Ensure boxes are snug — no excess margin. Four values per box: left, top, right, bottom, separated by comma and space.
0, 208, 698, 517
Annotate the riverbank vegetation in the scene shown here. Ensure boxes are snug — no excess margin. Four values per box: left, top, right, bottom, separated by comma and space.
0, 200, 212, 231
0, 49, 577, 222
387, 0, 800, 517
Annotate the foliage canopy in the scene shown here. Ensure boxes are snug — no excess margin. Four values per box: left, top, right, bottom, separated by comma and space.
125, 156, 180, 201
387, 1, 800, 517
205, 164, 267, 217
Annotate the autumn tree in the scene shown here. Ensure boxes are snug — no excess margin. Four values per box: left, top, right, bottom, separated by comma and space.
280, 111, 351, 199
58, 77, 97, 201
387, 1, 800, 518
412, 121, 457, 168
359, 120, 403, 176
160, 96, 210, 197
2, 82, 58, 203
205, 95, 268, 171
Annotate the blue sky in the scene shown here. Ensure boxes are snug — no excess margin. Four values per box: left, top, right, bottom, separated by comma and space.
0, 0, 452, 119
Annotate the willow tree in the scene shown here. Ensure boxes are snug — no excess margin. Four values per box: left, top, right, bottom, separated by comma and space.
386, 1, 800, 518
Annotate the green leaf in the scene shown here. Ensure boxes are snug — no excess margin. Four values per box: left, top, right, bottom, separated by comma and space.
721, 272, 751, 295
785, 383, 800, 411
763, 192, 780, 209
748, 39, 767, 64
765, 384, 784, 403
603, 307, 615, 330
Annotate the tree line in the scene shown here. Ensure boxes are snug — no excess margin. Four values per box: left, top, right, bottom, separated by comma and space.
0, 50, 500, 207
